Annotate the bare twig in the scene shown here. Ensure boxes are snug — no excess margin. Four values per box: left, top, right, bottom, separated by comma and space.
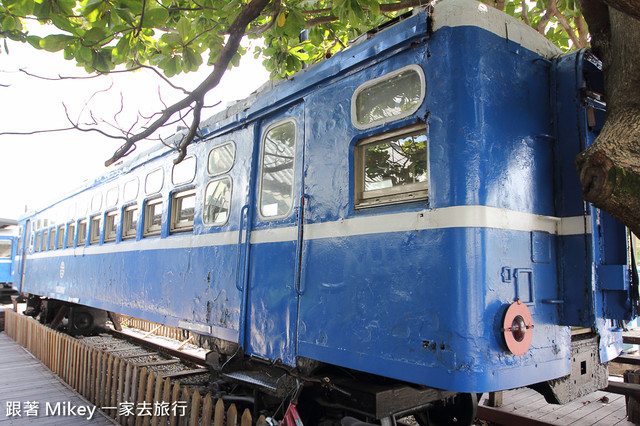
104, 0, 273, 167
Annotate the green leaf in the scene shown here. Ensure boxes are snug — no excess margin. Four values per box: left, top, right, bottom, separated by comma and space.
176, 16, 190, 41
2, 15, 16, 31
83, 27, 108, 44
182, 46, 202, 71
40, 34, 75, 52
143, 6, 168, 27
80, 0, 104, 17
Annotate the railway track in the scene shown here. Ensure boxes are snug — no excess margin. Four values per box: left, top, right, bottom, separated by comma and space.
77, 322, 212, 396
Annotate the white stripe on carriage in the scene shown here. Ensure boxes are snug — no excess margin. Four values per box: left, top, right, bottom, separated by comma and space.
28, 206, 591, 258
31, 230, 239, 259
304, 206, 590, 241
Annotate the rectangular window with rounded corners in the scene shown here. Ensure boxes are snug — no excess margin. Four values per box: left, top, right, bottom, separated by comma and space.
203, 178, 232, 226
355, 125, 428, 209
77, 220, 87, 246
57, 225, 65, 249
35, 232, 41, 253
104, 210, 118, 242
208, 142, 235, 176
144, 198, 163, 237
91, 192, 102, 212
171, 189, 196, 233
42, 230, 49, 252
172, 156, 196, 185
352, 65, 425, 130
122, 204, 138, 240
90, 215, 102, 245
106, 186, 119, 208
259, 120, 296, 219
145, 168, 164, 195
17, 238, 22, 256
123, 178, 139, 202
67, 222, 75, 248
0, 240, 11, 258
49, 229, 56, 250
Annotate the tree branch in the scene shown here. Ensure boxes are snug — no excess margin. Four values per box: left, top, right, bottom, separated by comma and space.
104, 0, 273, 167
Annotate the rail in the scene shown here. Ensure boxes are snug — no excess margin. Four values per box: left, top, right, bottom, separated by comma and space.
4, 309, 266, 426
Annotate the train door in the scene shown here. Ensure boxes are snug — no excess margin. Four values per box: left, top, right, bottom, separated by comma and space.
242, 102, 305, 366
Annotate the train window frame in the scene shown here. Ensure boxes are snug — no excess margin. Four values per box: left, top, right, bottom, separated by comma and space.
0, 240, 11, 258
145, 168, 164, 195
354, 124, 429, 209
123, 177, 139, 202
90, 214, 102, 245
66, 222, 75, 248
35, 231, 41, 253
42, 229, 49, 252
207, 142, 236, 176
91, 193, 103, 212
203, 177, 232, 227
351, 64, 426, 130
106, 186, 119, 208
258, 118, 298, 221
172, 156, 197, 186
104, 210, 118, 243
143, 197, 163, 237
170, 189, 196, 233
77, 219, 87, 246
57, 225, 65, 249
49, 228, 56, 251
122, 204, 139, 240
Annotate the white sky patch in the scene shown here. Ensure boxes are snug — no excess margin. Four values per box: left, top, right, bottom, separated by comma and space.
0, 33, 269, 220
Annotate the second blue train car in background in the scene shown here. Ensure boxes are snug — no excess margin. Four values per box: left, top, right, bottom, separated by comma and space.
13, 0, 638, 423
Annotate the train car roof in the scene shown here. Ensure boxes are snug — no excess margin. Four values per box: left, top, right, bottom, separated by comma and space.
0, 218, 18, 228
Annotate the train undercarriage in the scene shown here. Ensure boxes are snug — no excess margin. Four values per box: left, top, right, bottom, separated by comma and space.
21, 294, 611, 426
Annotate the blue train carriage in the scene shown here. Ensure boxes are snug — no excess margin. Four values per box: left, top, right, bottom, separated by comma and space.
14, 0, 638, 423
0, 218, 18, 302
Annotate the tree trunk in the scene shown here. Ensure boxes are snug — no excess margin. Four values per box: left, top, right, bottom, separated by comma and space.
575, 5, 640, 237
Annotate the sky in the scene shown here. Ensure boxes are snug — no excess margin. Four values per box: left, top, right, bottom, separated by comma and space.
0, 34, 270, 220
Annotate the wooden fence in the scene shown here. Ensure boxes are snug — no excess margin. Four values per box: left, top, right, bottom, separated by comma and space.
5, 310, 266, 426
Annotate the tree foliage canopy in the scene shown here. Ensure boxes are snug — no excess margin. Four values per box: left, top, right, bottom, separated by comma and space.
0, 0, 589, 82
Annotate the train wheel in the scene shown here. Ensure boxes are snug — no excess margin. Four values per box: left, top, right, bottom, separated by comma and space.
413, 393, 477, 426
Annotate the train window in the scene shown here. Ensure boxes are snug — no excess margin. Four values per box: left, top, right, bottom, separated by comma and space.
106, 187, 119, 208
17, 238, 22, 255
67, 222, 75, 248
35, 232, 41, 253
104, 211, 118, 242
78, 220, 87, 246
42, 230, 49, 252
49, 229, 56, 250
91, 193, 102, 212
172, 156, 196, 185
352, 65, 425, 130
170, 189, 196, 233
143, 198, 163, 236
122, 205, 138, 240
90, 215, 102, 245
145, 168, 164, 194
208, 143, 235, 176
123, 178, 139, 202
57, 225, 65, 249
0, 240, 10, 259
259, 120, 296, 219
203, 178, 232, 226
354, 125, 428, 209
